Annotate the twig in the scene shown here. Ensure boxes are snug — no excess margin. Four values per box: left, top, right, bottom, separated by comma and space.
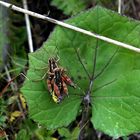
78, 120, 89, 140
22, 0, 34, 52
3, 67, 26, 119
4, 132, 9, 140
4, 66, 17, 91
0, 74, 16, 96
118, 0, 122, 14
0, 1, 140, 53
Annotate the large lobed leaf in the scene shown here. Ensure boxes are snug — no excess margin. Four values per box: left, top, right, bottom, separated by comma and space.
21, 6, 140, 138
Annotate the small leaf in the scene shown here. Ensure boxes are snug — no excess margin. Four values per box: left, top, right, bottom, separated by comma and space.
8, 95, 18, 105
0, 116, 7, 127
16, 129, 30, 140
58, 128, 71, 137
71, 127, 80, 139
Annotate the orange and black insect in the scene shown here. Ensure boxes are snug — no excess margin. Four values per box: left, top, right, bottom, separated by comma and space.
48, 59, 75, 103
46, 57, 76, 103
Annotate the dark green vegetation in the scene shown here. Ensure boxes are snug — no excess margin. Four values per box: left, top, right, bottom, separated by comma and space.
1, 0, 140, 140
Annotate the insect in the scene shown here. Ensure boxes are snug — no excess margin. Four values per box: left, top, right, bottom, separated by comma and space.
33, 45, 118, 104
46, 57, 76, 103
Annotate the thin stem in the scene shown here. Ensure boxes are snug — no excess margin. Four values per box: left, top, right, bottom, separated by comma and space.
4, 132, 9, 140
20, 73, 29, 80
22, 0, 34, 53
74, 48, 91, 80
0, 1, 139, 53
4, 66, 17, 91
78, 104, 90, 140
78, 41, 99, 140
94, 48, 119, 80
78, 120, 89, 140
0, 76, 16, 96
118, 0, 122, 14
3, 68, 26, 119
79, 120, 89, 132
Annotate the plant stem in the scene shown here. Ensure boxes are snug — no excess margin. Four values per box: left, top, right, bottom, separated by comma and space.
78, 40, 99, 140
84, 39, 99, 103
4, 66, 17, 91
4, 67, 26, 119
22, 0, 34, 52
118, 0, 122, 14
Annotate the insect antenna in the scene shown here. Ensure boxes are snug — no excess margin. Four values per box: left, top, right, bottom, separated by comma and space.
30, 46, 59, 81
0, 73, 29, 97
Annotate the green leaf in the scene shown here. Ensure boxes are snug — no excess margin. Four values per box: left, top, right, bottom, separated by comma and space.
58, 128, 71, 138
51, 0, 91, 15
0, 116, 7, 127
16, 129, 30, 140
58, 127, 80, 139
22, 6, 140, 138
71, 127, 80, 139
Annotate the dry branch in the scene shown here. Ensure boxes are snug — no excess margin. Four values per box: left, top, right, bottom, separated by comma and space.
0, 1, 140, 53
